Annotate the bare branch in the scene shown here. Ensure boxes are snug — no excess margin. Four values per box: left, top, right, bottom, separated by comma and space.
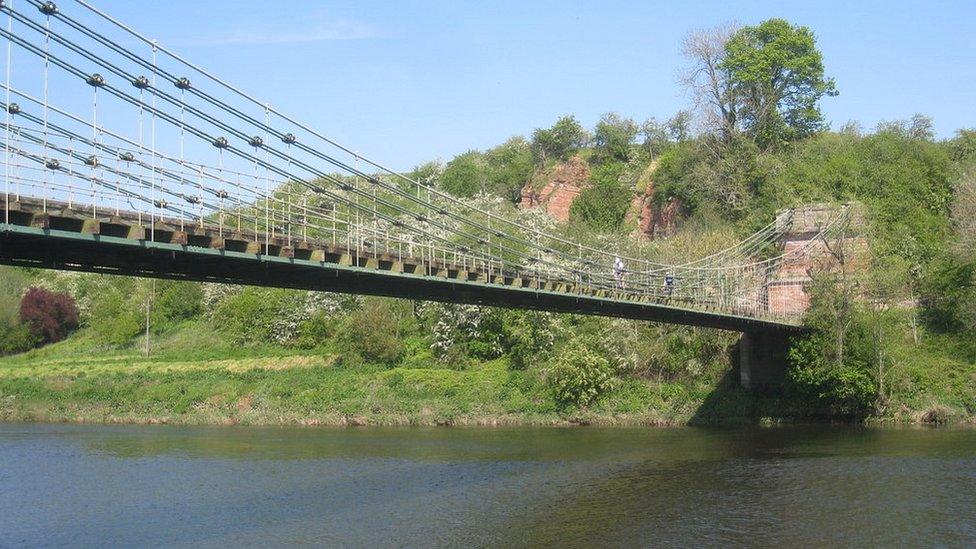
680, 22, 741, 142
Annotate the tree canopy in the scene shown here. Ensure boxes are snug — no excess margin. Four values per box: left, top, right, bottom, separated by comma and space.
593, 112, 639, 163
722, 18, 837, 148
531, 115, 589, 165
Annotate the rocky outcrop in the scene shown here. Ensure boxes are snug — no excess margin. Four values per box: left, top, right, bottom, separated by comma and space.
520, 156, 685, 234
628, 161, 682, 240
519, 156, 590, 222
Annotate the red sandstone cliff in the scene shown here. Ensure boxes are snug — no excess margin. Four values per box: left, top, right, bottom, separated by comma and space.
628, 161, 682, 240
519, 156, 590, 222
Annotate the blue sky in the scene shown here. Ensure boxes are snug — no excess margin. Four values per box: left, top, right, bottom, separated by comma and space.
75, 1, 976, 170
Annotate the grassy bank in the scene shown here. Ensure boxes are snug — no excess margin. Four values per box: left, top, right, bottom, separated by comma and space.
1, 321, 972, 427
0, 350, 725, 427
0, 318, 761, 427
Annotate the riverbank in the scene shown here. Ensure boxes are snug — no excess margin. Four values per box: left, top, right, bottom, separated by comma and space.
1, 330, 973, 427
0, 349, 715, 427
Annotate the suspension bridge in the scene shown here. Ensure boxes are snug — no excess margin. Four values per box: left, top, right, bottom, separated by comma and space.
0, 1, 854, 386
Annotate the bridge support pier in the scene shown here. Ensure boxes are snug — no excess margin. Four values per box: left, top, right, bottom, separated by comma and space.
738, 330, 791, 392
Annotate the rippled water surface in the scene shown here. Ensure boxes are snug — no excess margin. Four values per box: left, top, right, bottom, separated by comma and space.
1, 424, 975, 547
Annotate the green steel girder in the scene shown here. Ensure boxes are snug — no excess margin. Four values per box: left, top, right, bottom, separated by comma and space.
0, 223, 804, 333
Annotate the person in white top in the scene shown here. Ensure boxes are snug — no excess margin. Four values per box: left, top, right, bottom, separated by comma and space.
613, 256, 625, 289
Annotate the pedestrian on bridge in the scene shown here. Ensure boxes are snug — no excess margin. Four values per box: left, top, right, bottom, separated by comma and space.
613, 256, 626, 289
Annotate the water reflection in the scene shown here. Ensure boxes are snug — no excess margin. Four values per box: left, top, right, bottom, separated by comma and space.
1, 424, 974, 547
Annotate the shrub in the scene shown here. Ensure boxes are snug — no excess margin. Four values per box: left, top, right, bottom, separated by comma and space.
211, 288, 281, 344
501, 310, 556, 370
440, 151, 488, 198
786, 333, 877, 418
294, 310, 335, 349
569, 162, 633, 232
335, 298, 408, 365
920, 256, 975, 334
19, 286, 79, 344
88, 285, 144, 346
0, 321, 38, 355
545, 342, 615, 408
420, 302, 503, 363
153, 281, 203, 327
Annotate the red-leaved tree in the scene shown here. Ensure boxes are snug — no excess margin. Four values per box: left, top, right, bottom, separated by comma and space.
19, 287, 79, 344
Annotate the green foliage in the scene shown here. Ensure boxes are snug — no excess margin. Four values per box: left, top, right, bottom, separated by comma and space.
875, 114, 935, 141
85, 281, 144, 346
545, 342, 616, 409
653, 136, 767, 218
949, 129, 976, 162
439, 150, 487, 197
786, 280, 887, 418
593, 112, 639, 163
569, 162, 633, 231
652, 140, 706, 210
499, 310, 556, 370
152, 281, 203, 331
485, 137, 534, 202
0, 322, 38, 356
531, 115, 589, 165
294, 310, 336, 350
786, 343, 877, 417
640, 111, 691, 158
335, 298, 410, 366
211, 287, 289, 345
723, 18, 838, 148
920, 256, 975, 334
0, 267, 34, 356
0, 267, 27, 328
406, 160, 442, 188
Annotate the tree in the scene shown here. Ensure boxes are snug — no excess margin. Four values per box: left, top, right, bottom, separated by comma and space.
722, 18, 837, 148
949, 129, 976, 162
569, 163, 633, 232
545, 342, 615, 408
485, 137, 534, 202
19, 286, 79, 344
439, 151, 487, 197
681, 23, 742, 142
406, 161, 442, 188
876, 114, 935, 141
593, 112, 638, 163
666, 110, 693, 143
642, 112, 694, 158
336, 298, 410, 365
531, 115, 589, 165
640, 117, 670, 157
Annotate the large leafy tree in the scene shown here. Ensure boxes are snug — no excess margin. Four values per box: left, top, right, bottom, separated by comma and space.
531, 115, 589, 165
485, 137, 534, 202
439, 151, 487, 197
722, 18, 837, 148
593, 112, 638, 163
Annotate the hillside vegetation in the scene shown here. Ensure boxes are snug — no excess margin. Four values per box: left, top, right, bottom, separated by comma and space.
0, 18, 973, 426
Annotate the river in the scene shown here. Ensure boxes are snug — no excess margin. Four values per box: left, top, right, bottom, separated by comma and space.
1, 424, 974, 547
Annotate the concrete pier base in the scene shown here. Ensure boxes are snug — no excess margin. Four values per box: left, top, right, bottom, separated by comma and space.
738, 330, 792, 392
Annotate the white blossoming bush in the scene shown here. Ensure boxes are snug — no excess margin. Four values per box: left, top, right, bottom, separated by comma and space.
202, 283, 241, 317
270, 291, 361, 346
417, 301, 503, 364
207, 283, 363, 346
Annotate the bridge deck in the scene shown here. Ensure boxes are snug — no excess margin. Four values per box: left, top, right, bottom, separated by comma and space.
0, 196, 801, 333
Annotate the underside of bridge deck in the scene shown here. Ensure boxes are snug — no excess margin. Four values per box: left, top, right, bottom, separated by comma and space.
0, 223, 804, 336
